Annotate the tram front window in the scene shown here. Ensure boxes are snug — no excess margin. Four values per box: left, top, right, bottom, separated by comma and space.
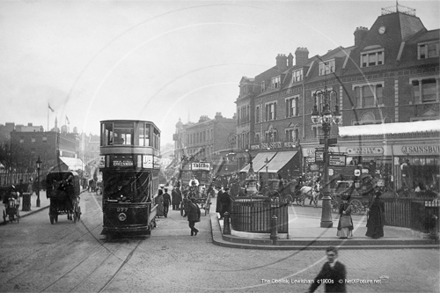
113, 122, 133, 145
103, 172, 150, 203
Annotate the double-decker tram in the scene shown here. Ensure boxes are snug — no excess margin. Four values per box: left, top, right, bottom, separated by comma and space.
99, 120, 161, 237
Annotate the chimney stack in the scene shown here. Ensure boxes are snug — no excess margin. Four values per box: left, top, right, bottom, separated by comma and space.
287, 53, 294, 67
295, 47, 309, 67
276, 54, 288, 70
354, 26, 369, 46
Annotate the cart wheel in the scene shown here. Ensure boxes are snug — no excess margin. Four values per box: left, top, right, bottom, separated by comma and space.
350, 199, 363, 214
50, 216, 55, 224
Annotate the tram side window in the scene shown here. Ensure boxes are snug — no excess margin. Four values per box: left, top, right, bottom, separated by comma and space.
137, 123, 150, 147
102, 123, 114, 146
114, 122, 134, 145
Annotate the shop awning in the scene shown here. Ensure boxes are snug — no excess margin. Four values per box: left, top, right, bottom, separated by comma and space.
259, 151, 298, 173
240, 152, 276, 173
59, 157, 84, 171
339, 120, 440, 137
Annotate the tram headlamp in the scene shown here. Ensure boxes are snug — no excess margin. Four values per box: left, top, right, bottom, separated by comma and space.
118, 213, 127, 221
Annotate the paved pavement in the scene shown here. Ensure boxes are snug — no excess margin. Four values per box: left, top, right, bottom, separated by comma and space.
4, 192, 439, 250
210, 200, 440, 250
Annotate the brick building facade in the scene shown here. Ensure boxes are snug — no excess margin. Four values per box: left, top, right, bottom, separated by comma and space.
234, 4, 439, 190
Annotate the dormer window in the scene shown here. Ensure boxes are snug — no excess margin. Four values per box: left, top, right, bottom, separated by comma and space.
272, 76, 281, 89
418, 41, 439, 59
361, 47, 384, 67
261, 80, 266, 92
292, 69, 303, 82
319, 59, 335, 76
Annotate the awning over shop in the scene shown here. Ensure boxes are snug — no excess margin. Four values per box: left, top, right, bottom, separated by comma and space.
59, 157, 84, 171
240, 152, 276, 173
259, 151, 298, 173
339, 120, 440, 137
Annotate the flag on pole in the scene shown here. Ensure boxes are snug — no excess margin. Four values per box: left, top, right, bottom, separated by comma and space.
48, 103, 54, 112
66, 115, 70, 124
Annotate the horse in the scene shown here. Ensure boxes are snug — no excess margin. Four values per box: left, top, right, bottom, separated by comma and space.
299, 183, 319, 207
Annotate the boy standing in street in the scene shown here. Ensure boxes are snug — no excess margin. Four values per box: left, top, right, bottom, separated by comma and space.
309, 246, 346, 293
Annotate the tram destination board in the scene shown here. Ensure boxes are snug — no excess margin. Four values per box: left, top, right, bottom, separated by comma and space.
111, 155, 134, 168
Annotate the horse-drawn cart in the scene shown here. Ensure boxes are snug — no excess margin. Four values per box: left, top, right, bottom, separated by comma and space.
46, 171, 81, 224
330, 175, 377, 214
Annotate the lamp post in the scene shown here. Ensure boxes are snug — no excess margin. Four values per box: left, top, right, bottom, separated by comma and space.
265, 157, 270, 186
311, 87, 342, 228
36, 156, 42, 207
244, 149, 258, 196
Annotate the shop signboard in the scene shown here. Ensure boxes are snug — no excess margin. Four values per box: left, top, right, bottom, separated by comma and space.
315, 150, 324, 162
346, 147, 383, 155
329, 154, 346, 166
191, 162, 210, 171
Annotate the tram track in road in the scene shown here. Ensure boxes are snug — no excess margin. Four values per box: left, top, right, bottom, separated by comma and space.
0, 195, 104, 273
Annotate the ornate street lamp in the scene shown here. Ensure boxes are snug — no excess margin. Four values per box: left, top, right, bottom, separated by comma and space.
311, 87, 342, 228
244, 149, 258, 196
36, 156, 42, 207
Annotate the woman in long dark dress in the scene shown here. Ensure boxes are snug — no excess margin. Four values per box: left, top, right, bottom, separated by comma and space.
337, 195, 354, 239
366, 191, 385, 239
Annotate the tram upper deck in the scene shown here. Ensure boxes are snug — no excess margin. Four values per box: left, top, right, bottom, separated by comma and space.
100, 120, 160, 156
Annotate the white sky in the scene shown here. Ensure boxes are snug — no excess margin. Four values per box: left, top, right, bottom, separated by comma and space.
0, 0, 439, 145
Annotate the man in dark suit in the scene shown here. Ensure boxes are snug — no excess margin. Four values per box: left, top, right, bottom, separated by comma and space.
309, 246, 346, 293
162, 188, 171, 218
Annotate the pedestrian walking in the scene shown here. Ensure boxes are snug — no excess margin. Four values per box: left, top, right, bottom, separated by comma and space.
155, 189, 164, 217
309, 246, 347, 293
336, 195, 353, 239
171, 186, 182, 210
183, 197, 201, 236
220, 187, 231, 218
216, 186, 224, 218
163, 188, 171, 218
366, 190, 385, 239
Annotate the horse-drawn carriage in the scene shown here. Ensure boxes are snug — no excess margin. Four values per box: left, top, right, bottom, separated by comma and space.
180, 184, 212, 216
46, 171, 81, 224
330, 174, 377, 214
262, 179, 320, 207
